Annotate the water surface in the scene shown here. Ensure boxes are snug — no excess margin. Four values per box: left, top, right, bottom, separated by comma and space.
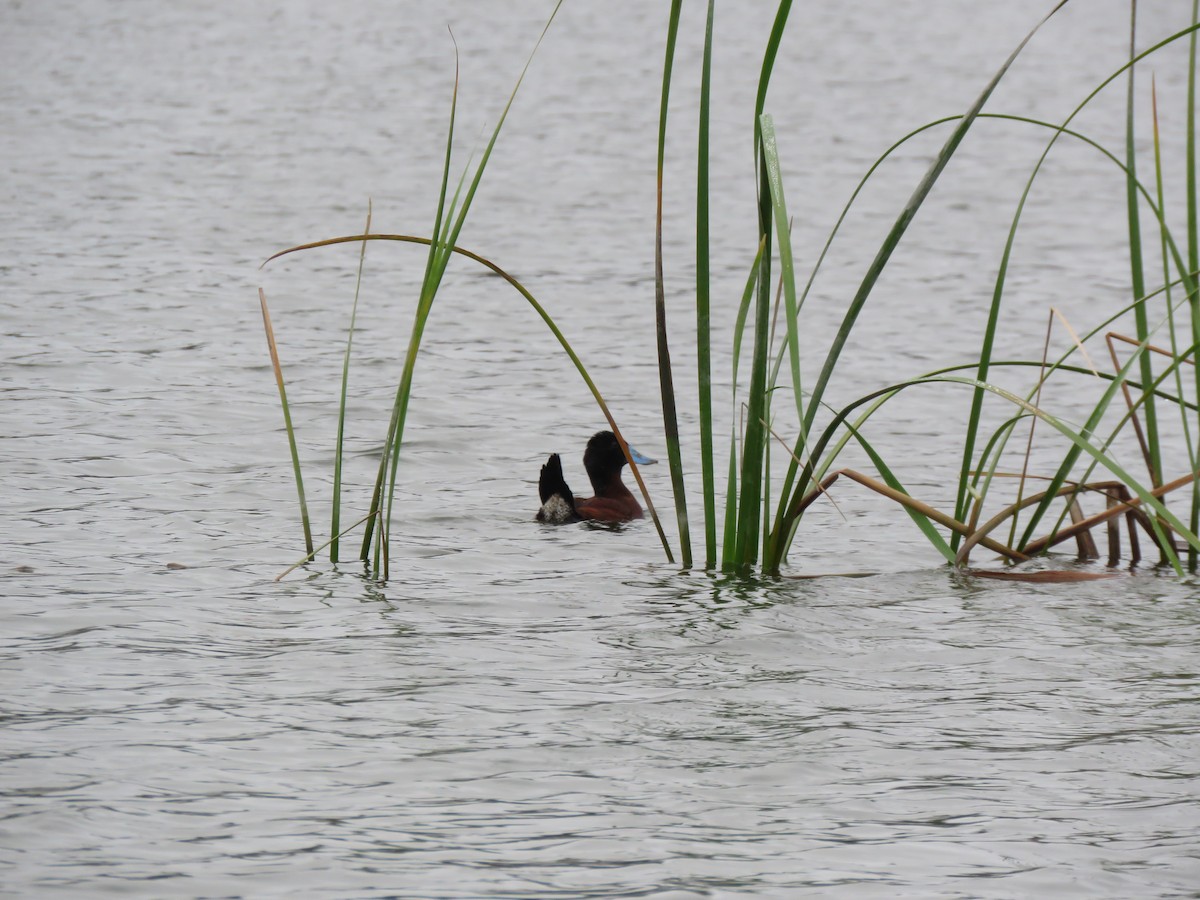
3, 1, 1200, 895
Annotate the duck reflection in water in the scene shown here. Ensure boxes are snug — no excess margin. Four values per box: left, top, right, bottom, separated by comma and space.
536, 430, 656, 524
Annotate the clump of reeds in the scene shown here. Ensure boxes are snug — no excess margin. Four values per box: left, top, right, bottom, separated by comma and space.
262, 1, 1200, 580
649, 0, 1200, 575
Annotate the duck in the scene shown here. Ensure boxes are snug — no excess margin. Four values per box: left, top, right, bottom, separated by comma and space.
536, 430, 657, 524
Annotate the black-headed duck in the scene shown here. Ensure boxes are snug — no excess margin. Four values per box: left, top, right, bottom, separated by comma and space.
536, 431, 656, 524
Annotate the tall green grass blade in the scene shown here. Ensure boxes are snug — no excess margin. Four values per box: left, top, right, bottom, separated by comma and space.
258, 287, 313, 557
1125, 3, 1163, 488
1151, 79, 1197, 566
1188, 0, 1200, 569
733, 0, 792, 572
696, 0, 717, 569
655, 0, 692, 569
331, 200, 371, 562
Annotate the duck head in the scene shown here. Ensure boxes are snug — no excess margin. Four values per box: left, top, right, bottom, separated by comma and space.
583, 430, 656, 494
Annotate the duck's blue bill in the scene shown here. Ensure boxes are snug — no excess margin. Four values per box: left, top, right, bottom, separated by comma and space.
628, 446, 657, 466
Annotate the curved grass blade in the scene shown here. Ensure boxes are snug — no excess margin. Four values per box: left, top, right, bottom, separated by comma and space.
262, 232, 674, 562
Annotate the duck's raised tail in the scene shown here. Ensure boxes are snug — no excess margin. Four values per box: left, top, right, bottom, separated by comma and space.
536, 453, 580, 524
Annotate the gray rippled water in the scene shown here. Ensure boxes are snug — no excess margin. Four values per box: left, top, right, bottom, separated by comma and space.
4, 0, 1200, 896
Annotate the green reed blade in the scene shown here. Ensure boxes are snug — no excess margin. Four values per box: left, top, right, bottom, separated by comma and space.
732, 0, 792, 572
1185, 0, 1200, 570
258, 288, 313, 557
1151, 79, 1198, 563
654, 0, 692, 569
377, 154, 479, 573
1125, 4, 1163, 488
696, 0, 717, 569
330, 201, 371, 562
359, 43, 463, 568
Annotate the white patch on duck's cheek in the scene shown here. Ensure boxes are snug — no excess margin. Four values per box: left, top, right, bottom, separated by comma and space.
537, 495, 576, 525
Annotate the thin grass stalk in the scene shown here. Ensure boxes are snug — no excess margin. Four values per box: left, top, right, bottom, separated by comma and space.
735, 136, 773, 569
1125, 2, 1163, 489
372, 160, 477, 574
655, 0, 692, 569
761, 247, 794, 563
696, 0, 717, 568
331, 201, 372, 562
258, 287, 313, 557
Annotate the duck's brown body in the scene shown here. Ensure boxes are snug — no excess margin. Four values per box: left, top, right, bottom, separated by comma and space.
536, 431, 653, 525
